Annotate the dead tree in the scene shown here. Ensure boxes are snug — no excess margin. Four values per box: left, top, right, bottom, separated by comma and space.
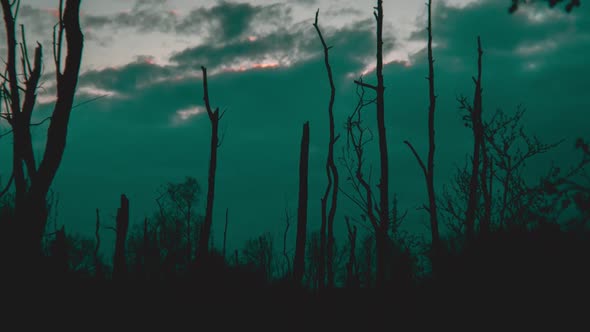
353, 0, 389, 288
0, 0, 84, 268
484, 106, 562, 228
404, 0, 440, 255
463, 36, 484, 242
313, 9, 340, 289
340, 82, 381, 286
293, 122, 310, 286
113, 194, 129, 280
197, 66, 224, 260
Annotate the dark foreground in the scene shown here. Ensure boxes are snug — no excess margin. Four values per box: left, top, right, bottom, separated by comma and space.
2, 226, 590, 328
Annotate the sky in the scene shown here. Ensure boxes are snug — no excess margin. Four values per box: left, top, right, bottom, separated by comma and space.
0, 0, 588, 257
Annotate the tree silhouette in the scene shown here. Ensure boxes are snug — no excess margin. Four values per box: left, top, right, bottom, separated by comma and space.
165, 176, 200, 261
463, 36, 484, 242
351, 0, 390, 289
0, 0, 84, 273
483, 107, 561, 229
142, 177, 202, 276
242, 232, 274, 282
340, 81, 379, 285
313, 9, 340, 290
197, 66, 225, 261
404, 0, 441, 260
293, 122, 310, 286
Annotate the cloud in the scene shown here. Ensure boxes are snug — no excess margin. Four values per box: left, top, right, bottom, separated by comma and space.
77, 57, 177, 94
169, 26, 306, 72
172, 106, 206, 126
83, 6, 178, 33
170, 17, 391, 77
83, 0, 292, 43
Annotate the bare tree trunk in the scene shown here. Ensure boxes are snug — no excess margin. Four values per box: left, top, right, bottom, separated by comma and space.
0, 0, 83, 272
425, 0, 440, 252
197, 66, 222, 260
353, 0, 389, 289
314, 9, 339, 290
113, 194, 129, 280
465, 37, 484, 241
404, 0, 440, 258
293, 122, 310, 286
374, 0, 389, 289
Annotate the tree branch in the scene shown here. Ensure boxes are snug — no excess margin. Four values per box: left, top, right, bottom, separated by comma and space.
404, 140, 428, 179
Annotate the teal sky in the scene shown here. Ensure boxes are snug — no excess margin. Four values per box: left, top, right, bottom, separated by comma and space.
1, 0, 588, 257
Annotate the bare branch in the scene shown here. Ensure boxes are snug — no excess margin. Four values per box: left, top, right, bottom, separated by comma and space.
404, 140, 428, 178
353, 79, 377, 91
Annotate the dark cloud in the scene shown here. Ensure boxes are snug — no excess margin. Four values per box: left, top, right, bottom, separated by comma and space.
84, 0, 291, 43
78, 59, 176, 94
188, 2, 290, 41
83, 6, 177, 33
170, 18, 386, 77
170, 28, 302, 69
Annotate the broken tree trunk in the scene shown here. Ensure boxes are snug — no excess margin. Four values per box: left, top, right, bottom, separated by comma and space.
293, 122, 310, 286
197, 66, 221, 261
